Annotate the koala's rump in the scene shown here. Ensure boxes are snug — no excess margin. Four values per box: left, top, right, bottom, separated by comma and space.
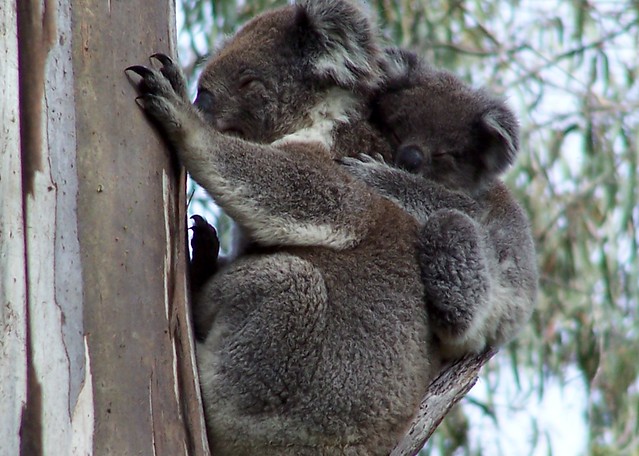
197, 208, 431, 454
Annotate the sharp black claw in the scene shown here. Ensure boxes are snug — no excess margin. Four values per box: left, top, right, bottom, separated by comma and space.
125, 65, 154, 77
150, 53, 173, 66
190, 215, 208, 227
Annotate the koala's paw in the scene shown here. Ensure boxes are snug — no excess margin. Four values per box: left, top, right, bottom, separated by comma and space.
418, 209, 491, 337
149, 53, 189, 100
125, 54, 191, 137
339, 154, 395, 187
189, 215, 220, 294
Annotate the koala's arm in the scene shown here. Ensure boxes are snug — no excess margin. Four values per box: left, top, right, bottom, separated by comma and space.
340, 155, 479, 223
127, 56, 374, 250
419, 185, 538, 358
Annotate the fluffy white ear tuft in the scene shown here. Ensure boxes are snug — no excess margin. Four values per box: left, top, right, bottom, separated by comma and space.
297, 0, 384, 93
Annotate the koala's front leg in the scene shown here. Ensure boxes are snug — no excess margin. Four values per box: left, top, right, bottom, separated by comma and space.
418, 209, 492, 356
340, 155, 479, 223
126, 55, 374, 250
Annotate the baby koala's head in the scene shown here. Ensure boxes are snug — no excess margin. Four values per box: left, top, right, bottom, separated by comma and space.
373, 48, 519, 194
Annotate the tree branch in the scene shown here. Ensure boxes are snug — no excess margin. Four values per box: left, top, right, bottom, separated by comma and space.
392, 347, 498, 456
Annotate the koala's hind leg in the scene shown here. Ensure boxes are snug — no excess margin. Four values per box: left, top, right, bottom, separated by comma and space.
195, 253, 330, 455
419, 209, 492, 356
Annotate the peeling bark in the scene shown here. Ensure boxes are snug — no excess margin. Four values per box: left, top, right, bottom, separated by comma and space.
0, 1, 28, 452
1, 1, 208, 454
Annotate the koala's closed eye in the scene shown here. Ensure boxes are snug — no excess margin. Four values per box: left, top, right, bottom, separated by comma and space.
194, 89, 215, 114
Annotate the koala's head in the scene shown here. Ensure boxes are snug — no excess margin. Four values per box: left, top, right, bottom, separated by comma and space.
194, 0, 384, 144
374, 48, 519, 194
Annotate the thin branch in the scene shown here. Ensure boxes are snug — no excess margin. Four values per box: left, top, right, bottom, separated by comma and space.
392, 348, 497, 456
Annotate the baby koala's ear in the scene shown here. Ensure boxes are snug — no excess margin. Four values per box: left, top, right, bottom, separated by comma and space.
378, 47, 420, 88
479, 100, 520, 178
295, 0, 384, 93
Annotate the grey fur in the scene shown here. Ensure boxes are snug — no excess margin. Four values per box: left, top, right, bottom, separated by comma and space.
127, 2, 435, 455
342, 48, 538, 358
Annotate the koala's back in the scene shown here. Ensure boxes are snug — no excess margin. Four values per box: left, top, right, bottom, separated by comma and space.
196, 198, 432, 455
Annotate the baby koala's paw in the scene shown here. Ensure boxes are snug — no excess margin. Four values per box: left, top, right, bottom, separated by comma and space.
339, 153, 397, 187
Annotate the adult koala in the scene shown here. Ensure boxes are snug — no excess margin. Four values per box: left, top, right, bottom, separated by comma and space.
127, 1, 435, 455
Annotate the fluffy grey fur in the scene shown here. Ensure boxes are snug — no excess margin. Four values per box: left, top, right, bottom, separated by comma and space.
342, 48, 539, 358
127, 2, 436, 455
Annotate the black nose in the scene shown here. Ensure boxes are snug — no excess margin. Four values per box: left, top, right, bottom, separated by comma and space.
395, 144, 424, 172
194, 89, 214, 114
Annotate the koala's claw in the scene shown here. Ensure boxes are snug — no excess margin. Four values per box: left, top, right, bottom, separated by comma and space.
149, 53, 188, 99
190, 214, 214, 230
339, 154, 385, 167
190, 214, 205, 225
150, 53, 174, 66
357, 153, 384, 163
133, 95, 147, 108
190, 215, 220, 256
126, 65, 169, 96
125, 65, 155, 78
127, 54, 193, 134
340, 154, 391, 175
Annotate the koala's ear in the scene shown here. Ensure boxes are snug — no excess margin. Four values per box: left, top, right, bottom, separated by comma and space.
479, 101, 520, 177
379, 47, 420, 87
296, 0, 383, 93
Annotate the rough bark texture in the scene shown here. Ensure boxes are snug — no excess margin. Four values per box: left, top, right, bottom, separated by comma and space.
0, 1, 28, 452
0, 0, 209, 454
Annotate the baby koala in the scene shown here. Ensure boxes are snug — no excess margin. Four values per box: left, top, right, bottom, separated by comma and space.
343, 48, 538, 359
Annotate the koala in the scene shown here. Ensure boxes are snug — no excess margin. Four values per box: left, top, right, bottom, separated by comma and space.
127, 2, 438, 455
342, 48, 538, 359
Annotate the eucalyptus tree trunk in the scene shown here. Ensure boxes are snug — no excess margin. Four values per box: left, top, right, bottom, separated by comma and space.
0, 1, 209, 454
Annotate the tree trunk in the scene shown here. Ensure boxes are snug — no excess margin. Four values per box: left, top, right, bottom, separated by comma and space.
0, 1, 209, 454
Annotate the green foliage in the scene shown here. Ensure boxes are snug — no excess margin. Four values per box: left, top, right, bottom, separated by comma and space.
178, 0, 639, 453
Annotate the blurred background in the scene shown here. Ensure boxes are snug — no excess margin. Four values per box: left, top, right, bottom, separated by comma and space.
176, 1, 639, 454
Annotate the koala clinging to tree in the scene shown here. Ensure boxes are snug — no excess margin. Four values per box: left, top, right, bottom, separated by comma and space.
342, 48, 539, 359
127, 2, 441, 455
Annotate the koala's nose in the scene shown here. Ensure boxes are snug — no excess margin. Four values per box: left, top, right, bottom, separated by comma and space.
194, 89, 215, 115
395, 144, 425, 172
